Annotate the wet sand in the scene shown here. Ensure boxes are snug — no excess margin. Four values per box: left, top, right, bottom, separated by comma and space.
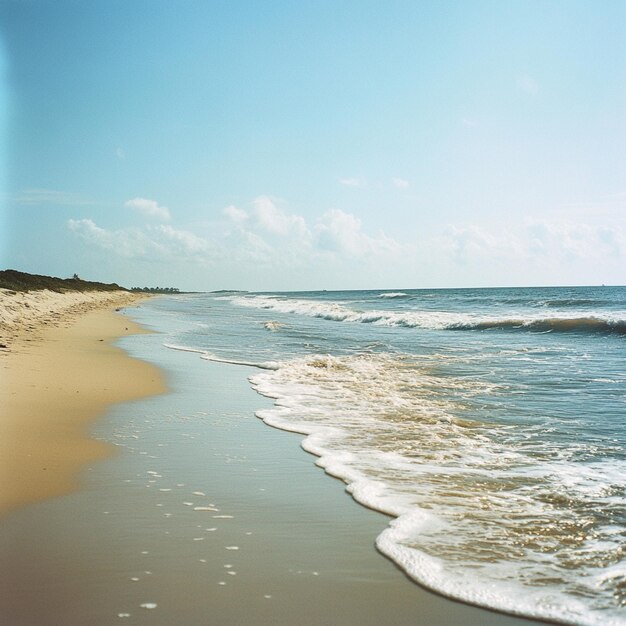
0, 305, 546, 625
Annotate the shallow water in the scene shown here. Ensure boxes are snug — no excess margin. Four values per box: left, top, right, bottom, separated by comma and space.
0, 324, 540, 625
134, 286, 626, 625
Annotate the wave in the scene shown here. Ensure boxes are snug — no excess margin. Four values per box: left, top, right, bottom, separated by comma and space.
449, 317, 626, 335
227, 296, 626, 336
378, 292, 409, 298
163, 343, 279, 370
535, 298, 610, 308
249, 353, 626, 626
263, 320, 286, 331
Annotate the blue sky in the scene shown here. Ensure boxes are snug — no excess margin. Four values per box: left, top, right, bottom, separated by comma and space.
1, 0, 624, 290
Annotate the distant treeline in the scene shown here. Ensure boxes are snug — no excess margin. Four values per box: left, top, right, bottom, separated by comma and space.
130, 286, 180, 293
0, 269, 125, 293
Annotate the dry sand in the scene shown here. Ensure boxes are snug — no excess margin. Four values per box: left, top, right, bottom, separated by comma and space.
0, 287, 147, 348
0, 289, 166, 514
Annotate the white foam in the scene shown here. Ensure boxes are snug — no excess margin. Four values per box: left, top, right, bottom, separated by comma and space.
165, 343, 278, 369
226, 295, 626, 335
263, 320, 285, 331
200, 353, 279, 370
378, 292, 409, 298
248, 351, 626, 626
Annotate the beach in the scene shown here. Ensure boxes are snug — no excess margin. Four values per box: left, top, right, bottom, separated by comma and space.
0, 289, 549, 625
0, 288, 166, 514
5, 1, 624, 623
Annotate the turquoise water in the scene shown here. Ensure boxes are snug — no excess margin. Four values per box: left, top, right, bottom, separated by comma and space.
134, 286, 626, 625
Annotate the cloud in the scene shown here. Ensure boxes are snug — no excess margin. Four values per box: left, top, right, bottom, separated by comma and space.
67, 197, 402, 284
116, 147, 126, 160
125, 197, 171, 221
68, 194, 626, 288
526, 219, 625, 260
252, 196, 310, 239
155, 224, 214, 258
551, 191, 626, 221
440, 219, 625, 267
13, 189, 93, 206
315, 209, 399, 258
339, 177, 364, 188
392, 177, 410, 189
67, 218, 160, 258
68, 219, 216, 263
223, 204, 249, 224
517, 74, 539, 95
441, 224, 521, 264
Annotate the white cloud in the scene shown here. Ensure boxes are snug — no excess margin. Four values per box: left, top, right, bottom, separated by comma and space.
441, 224, 522, 264
392, 177, 410, 189
339, 177, 364, 188
68, 219, 216, 264
223, 204, 249, 224
68, 195, 626, 288
156, 224, 213, 258
526, 219, 625, 260
517, 74, 540, 95
67, 218, 162, 258
116, 147, 126, 160
14, 189, 93, 206
125, 197, 171, 221
68, 218, 105, 242
439, 219, 625, 268
315, 209, 399, 258
551, 192, 626, 221
252, 196, 310, 239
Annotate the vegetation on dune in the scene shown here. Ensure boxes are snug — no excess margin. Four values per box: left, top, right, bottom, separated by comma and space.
0, 269, 183, 294
0, 269, 127, 293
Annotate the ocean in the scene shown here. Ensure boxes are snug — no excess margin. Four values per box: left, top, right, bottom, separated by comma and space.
133, 286, 626, 626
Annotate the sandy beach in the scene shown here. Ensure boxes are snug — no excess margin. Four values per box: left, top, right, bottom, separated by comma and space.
0, 293, 547, 625
0, 288, 166, 514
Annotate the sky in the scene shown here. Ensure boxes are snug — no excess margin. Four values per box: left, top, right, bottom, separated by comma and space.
0, 0, 625, 291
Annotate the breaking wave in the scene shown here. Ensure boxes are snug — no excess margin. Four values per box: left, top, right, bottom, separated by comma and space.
227, 296, 626, 336
249, 352, 626, 626
378, 292, 409, 298
449, 317, 626, 335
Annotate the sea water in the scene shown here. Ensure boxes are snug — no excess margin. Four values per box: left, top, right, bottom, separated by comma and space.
134, 286, 625, 626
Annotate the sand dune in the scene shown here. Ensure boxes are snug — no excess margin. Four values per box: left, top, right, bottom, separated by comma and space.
0, 288, 146, 349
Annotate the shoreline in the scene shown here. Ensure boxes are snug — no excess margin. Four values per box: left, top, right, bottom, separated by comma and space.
0, 295, 546, 625
0, 292, 166, 515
